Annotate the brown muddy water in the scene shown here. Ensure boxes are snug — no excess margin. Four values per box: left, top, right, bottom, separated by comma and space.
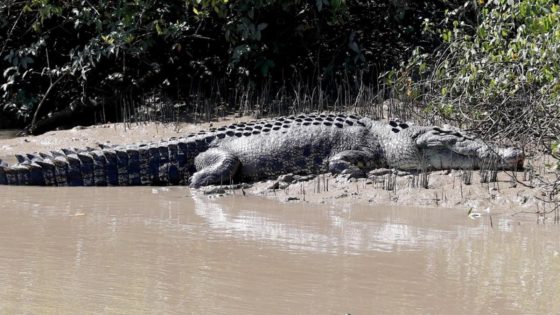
0, 187, 559, 314
0, 129, 20, 140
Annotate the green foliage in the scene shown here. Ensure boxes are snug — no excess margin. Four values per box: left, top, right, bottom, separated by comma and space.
0, 0, 459, 132
1, 0, 202, 128
396, 0, 560, 138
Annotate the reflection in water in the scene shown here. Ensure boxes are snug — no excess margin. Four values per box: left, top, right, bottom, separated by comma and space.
191, 194, 476, 254
0, 186, 559, 314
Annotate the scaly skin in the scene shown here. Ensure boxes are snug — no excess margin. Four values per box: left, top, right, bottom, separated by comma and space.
0, 114, 524, 187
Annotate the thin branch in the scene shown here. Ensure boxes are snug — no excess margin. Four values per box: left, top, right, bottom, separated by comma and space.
30, 73, 68, 130
0, 2, 24, 58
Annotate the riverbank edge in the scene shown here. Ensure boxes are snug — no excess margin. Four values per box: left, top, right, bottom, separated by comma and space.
0, 118, 553, 221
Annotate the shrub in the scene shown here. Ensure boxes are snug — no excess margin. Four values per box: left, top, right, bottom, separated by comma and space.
391, 0, 560, 141
0, 0, 460, 133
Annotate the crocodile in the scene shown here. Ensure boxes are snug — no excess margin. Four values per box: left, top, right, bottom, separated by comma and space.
0, 113, 524, 187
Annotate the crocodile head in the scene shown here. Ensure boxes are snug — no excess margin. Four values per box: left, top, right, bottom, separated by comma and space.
413, 127, 524, 170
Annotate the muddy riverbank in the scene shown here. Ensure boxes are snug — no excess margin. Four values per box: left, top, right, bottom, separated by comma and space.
0, 119, 553, 219
1, 120, 559, 314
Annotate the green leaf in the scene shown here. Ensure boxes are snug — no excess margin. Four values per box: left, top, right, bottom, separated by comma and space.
552, 141, 559, 154
155, 21, 163, 35
101, 35, 115, 45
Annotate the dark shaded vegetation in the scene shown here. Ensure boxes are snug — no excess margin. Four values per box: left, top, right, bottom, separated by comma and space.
1, 0, 559, 150
0, 0, 464, 134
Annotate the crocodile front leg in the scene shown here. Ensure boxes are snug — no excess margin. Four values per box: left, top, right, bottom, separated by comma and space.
328, 150, 378, 178
190, 148, 241, 188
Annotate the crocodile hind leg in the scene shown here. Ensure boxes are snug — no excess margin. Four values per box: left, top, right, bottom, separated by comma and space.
190, 148, 240, 188
328, 150, 379, 178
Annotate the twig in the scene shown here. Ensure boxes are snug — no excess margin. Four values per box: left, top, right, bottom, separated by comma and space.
0, 1, 24, 58
30, 73, 68, 130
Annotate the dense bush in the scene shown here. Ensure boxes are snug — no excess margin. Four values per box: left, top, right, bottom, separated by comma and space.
390, 0, 560, 141
0, 0, 459, 133
1, 0, 223, 132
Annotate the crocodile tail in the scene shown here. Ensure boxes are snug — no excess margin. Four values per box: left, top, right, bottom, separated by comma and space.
0, 135, 211, 186
0, 159, 7, 184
